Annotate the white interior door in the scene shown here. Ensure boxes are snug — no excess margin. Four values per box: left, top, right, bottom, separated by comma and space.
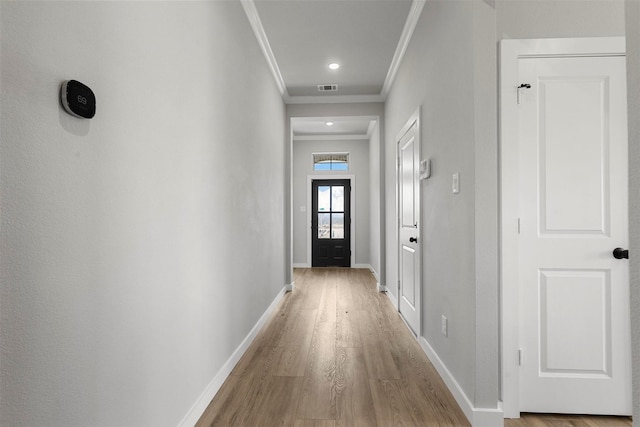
398, 118, 420, 335
518, 54, 631, 415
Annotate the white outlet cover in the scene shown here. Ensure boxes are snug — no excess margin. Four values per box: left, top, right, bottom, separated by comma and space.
452, 172, 460, 194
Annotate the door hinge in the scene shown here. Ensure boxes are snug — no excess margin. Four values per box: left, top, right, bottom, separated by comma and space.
517, 83, 531, 104
518, 349, 523, 366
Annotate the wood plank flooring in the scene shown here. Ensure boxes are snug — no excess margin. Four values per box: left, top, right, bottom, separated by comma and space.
504, 413, 632, 427
196, 268, 633, 427
196, 268, 468, 426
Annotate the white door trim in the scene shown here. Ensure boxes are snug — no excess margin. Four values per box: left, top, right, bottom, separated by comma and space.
396, 108, 421, 335
499, 37, 626, 419
306, 174, 356, 267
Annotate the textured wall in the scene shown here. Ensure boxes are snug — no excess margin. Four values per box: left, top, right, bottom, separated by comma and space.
0, 2, 286, 426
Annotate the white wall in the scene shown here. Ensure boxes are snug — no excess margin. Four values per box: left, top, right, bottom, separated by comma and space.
0, 2, 286, 426
625, 1, 640, 424
385, 2, 502, 420
385, 0, 627, 422
292, 139, 370, 267
496, 0, 625, 39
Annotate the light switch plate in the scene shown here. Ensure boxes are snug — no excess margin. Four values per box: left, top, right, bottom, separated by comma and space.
420, 159, 431, 180
452, 172, 460, 194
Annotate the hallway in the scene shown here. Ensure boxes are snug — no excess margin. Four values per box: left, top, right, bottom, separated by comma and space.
196, 268, 469, 426
195, 268, 633, 427
1, 2, 638, 425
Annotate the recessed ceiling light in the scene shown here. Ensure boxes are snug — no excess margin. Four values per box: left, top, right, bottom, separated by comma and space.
328, 62, 340, 70
325, 121, 334, 126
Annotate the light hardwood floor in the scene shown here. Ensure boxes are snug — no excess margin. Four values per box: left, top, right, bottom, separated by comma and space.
196, 268, 632, 427
504, 413, 632, 427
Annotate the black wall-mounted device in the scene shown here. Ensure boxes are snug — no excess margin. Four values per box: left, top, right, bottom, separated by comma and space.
60, 80, 96, 119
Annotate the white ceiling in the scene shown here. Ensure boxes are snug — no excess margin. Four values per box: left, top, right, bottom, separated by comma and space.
291, 116, 377, 141
253, 0, 413, 97
243, 0, 424, 138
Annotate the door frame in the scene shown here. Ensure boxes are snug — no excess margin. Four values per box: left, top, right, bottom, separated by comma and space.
499, 37, 627, 418
306, 174, 356, 267
396, 108, 421, 336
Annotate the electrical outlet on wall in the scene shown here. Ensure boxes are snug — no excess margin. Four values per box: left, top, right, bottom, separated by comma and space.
441, 315, 448, 337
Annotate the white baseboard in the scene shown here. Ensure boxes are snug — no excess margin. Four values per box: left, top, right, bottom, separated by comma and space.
354, 264, 381, 282
292, 263, 308, 268
384, 287, 398, 308
285, 281, 294, 292
419, 337, 504, 427
177, 286, 288, 427
369, 266, 380, 283
354, 264, 384, 292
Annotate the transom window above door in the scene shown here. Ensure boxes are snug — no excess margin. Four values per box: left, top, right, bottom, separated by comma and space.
313, 153, 349, 171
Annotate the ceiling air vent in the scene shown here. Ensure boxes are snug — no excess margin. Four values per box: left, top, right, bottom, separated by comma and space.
317, 84, 338, 92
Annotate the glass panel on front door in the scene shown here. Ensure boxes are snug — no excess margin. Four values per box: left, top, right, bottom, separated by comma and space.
318, 213, 330, 239
331, 213, 344, 238
332, 186, 344, 211
316, 185, 345, 240
318, 186, 331, 212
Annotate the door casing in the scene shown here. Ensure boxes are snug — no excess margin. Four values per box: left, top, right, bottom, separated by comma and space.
396, 109, 421, 337
500, 37, 627, 418
311, 179, 352, 267
306, 174, 356, 267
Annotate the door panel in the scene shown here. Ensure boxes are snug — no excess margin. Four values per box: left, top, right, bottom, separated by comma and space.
398, 119, 420, 335
312, 179, 350, 267
518, 55, 630, 415
539, 269, 611, 375
538, 77, 609, 235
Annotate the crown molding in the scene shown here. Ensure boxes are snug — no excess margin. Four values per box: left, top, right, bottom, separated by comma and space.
242, 0, 424, 105
380, 0, 426, 99
240, 0, 289, 98
293, 134, 370, 142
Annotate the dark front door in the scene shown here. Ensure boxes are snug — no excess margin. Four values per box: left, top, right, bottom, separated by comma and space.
311, 179, 351, 267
